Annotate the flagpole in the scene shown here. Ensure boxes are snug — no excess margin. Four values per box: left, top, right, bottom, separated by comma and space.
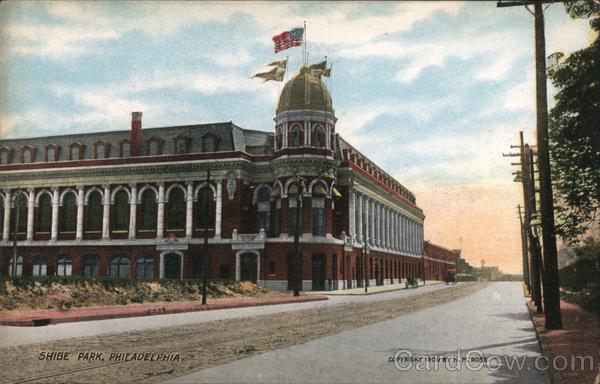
303, 21, 307, 64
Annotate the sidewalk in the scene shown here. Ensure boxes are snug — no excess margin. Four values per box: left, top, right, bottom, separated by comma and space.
528, 300, 600, 384
0, 294, 327, 327
309, 280, 442, 295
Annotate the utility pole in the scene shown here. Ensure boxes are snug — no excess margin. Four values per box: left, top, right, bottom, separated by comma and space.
497, 0, 562, 329
517, 204, 530, 292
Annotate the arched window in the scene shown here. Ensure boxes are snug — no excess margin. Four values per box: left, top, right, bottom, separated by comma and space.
13, 193, 28, 235
8, 255, 23, 276
56, 256, 73, 276
69, 143, 85, 160
109, 255, 130, 278
275, 130, 283, 150
195, 187, 215, 230
46, 146, 58, 162
166, 187, 185, 230
112, 190, 130, 231
287, 183, 302, 235
94, 142, 109, 159
0, 147, 11, 164
32, 255, 47, 276
22, 147, 34, 163
256, 186, 270, 232
85, 191, 103, 232
139, 188, 157, 230
82, 254, 99, 276
136, 255, 154, 279
313, 125, 326, 148
60, 192, 77, 232
289, 124, 301, 147
35, 193, 52, 233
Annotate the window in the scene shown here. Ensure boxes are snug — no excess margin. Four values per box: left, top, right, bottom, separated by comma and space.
46, 145, 58, 162
256, 186, 270, 232
147, 138, 163, 156
0, 196, 4, 236
85, 191, 103, 232
273, 199, 281, 237
289, 124, 301, 147
201, 134, 219, 152
269, 261, 276, 275
136, 256, 154, 279
60, 192, 77, 232
35, 193, 52, 233
312, 197, 326, 236
276, 130, 283, 150
82, 254, 99, 276
69, 143, 85, 160
195, 187, 215, 230
13, 193, 28, 234
109, 255, 130, 278
0, 147, 12, 164
313, 125, 326, 147
139, 188, 157, 230
112, 190, 129, 231
287, 185, 302, 235
174, 136, 190, 154
166, 187, 185, 230
22, 147, 34, 163
120, 140, 131, 157
8, 255, 23, 276
32, 255, 47, 277
94, 142, 109, 159
56, 256, 73, 276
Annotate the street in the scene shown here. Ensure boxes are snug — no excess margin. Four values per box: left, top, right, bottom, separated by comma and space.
0, 282, 549, 383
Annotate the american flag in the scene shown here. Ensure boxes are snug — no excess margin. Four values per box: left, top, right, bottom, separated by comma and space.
272, 27, 303, 54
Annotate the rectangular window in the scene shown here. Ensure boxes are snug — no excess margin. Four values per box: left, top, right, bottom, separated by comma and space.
287, 199, 302, 236
269, 261, 276, 275
312, 198, 325, 236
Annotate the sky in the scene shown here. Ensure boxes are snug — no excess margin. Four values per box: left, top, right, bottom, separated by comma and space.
0, 1, 594, 274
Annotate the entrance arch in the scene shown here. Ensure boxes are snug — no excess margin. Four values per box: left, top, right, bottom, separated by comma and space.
160, 252, 183, 279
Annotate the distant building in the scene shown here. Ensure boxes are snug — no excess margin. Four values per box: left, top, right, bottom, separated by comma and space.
0, 64, 452, 290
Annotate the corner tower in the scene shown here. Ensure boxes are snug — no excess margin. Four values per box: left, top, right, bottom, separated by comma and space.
271, 63, 338, 240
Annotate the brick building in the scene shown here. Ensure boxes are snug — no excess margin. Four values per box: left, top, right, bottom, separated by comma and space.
423, 241, 458, 281
0, 64, 452, 291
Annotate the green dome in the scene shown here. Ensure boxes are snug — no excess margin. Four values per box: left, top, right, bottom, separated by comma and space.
276, 64, 334, 115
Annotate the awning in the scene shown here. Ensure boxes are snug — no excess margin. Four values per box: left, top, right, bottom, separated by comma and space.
270, 185, 281, 198
332, 186, 342, 199
287, 183, 301, 196
312, 184, 327, 197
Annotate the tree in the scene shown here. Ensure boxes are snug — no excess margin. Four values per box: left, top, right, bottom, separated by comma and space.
548, 1, 600, 243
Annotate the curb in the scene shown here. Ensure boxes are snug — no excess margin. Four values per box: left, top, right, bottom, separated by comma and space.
0, 295, 328, 327
309, 281, 445, 296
